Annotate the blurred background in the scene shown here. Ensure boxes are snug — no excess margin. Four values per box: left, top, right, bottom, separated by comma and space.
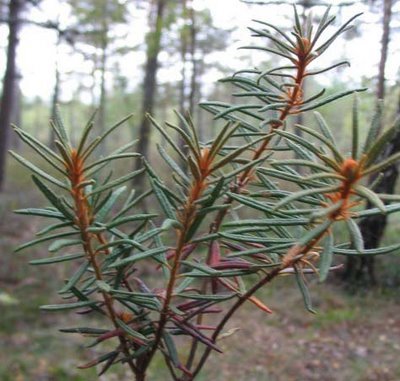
0, 0, 399, 380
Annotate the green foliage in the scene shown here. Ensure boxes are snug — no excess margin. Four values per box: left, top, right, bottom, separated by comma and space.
11, 6, 400, 381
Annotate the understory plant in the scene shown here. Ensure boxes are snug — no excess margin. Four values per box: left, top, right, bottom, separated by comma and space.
12, 6, 400, 381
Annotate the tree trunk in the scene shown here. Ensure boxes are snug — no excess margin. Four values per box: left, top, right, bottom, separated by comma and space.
188, 0, 197, 117
376, 0, 392, 100
0, 0, 23, 190
179, 0, 188, 123
9, 79, 22, 149
98, 1, 109, 155
343, 0, 394, 286
134, 0, 166, 188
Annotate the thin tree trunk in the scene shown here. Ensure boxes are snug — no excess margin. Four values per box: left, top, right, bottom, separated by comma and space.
188, 0, 197, 117
178, 0, 189, 161
10, 79, 21, 149
0, 0, 23, 190
98, 1, 108, 155
195, 59, 205, 140
134, 0, 166, 188
376, 0, 392, 100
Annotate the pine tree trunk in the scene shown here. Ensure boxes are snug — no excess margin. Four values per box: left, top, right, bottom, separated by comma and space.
134, 0, 166, 189
10, 80, 22, 149
188, 0, 197, 117
98, 0, 109, 155
178, 0, 189, 163
376, 0, 392, 100
0, 0, 23, 190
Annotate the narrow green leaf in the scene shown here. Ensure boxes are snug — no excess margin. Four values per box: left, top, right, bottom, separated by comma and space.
177, 293, 235, 301
149, 177, 175, 220
346, 218, 364, 253
298, 89, 367, 113
157, 144, 190, 184
116, 318, 148, 342
211, 135, 270, 172
88, 168, 145, 196
14, 208, 65, 219
354, 185, 386, 214
352, 94, 359, 159
96, 186, 127, 222
15, 231, 78, 253
110, 247, 168, 267
362, 151, 400, 177
36, 221, 74, 236
294, 124, 343, 162
294, 266, 316, 314
148, 114, 186, 162
95, 239, 145, 253
59, 261, 90, 294
32, 175, 73, 220
77, 110, 97, 155
305, 61, 350, 77
166, 121, 200, 160
333, 242, 400, 256
365, 117, 400, 166
12, 126, 65, 173
114, 189, 152, 220
299, 220, 333, 247
9, 151, 68, 189
59, 327, 108, 335
29, 253, 84, 265
224, 218, 309, 228
213, 104, 263, 121
53, 105, 70, 145
163, 332, 180, 368
274, 186, 339, 211
48, 238, 82, 253
40, 300, 99, 311
362, 101, 383, 154
96, 280, 112, 293
84, 153, 140, 172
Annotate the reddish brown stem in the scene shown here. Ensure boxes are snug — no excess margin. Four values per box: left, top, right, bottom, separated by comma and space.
185, 45, 313, 377
142, 155, 211, 372
67, 150, 138, 376
191, 226, 329, 380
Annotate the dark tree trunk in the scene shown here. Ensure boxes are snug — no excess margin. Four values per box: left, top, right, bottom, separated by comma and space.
135, 0, 166, 188
98, 1, 109, 155
376, 0, 392, 100
178, 0, 189, 162
195, 59, 205, 140
179, 0, 188, 117
0, 0, 23, 190
343, 0, 394, 286
188, 0, 197, 117
10, 79, 22, 149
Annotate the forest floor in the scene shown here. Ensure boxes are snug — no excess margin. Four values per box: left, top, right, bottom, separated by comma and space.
1, 167, 400, 381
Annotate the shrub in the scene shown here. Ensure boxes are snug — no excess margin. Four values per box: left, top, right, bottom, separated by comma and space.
11, 6, 400, 381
